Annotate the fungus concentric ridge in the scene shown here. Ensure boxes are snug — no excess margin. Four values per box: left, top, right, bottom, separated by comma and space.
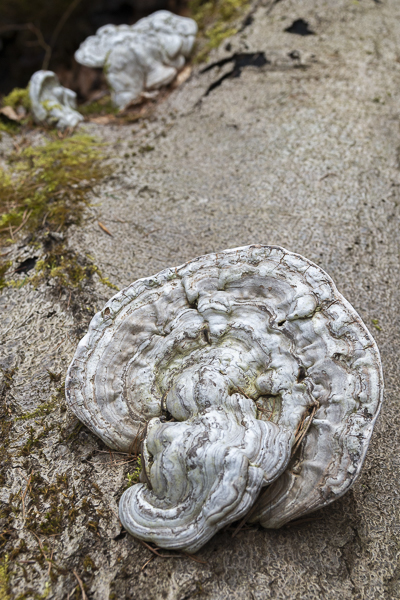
66, 245, 383, 552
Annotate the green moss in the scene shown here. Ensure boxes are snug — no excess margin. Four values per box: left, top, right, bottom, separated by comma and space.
0, 133, 118, 292
126, 456, 142, 487
36, 581, 51, 599
83, 555, 97, 572
9, 540, 27, 562
372, 318, 382, 331
0, 87, 30, 137
15, 396, 58, 421
0, 262, 12, 290
2, 87, 31, 111
139, 144, 154, 153
18, 424, 54, 457
40, 99, 62, 116
23, 473, 70, 537
24, 246, 118, 291
0, 134, 102, 236
189, 0, 250, 62
0, 555, 10, 600
0, 368, 16, 478
78, 96, 118, 117
0, 120, 20, 136
202, 22, 238, 55
39, 504, 64, 535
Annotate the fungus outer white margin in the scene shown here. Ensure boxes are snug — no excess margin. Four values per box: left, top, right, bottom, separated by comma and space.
74, 10, 197, 109
65, 245, 383, 553
29, 70, 84, 130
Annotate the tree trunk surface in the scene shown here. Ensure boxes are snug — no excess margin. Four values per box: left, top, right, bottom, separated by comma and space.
1, 1, 400, 598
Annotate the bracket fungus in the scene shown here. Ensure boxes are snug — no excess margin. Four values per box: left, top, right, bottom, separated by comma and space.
29, 70, 84, 130
66, 245, 383, 553
74, 10, 197, 109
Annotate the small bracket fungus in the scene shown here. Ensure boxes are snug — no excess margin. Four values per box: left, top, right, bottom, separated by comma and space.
66, 245, 383, 553
74, 10, 197, 109
29, 70, 84, 130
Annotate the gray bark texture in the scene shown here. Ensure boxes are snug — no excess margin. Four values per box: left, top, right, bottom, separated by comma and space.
1, 0, 400, 598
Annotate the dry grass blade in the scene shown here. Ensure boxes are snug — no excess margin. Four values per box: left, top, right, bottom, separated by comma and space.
182, 551, 208, 565
139, 540, 207, 564
291, 403, 319, 459
141, 555, 155, 570
73, 569, 88, 600
128, 425, 145, 456
139, 540, 183, 559
21, 473, 32, 519
98, 221, 113, 236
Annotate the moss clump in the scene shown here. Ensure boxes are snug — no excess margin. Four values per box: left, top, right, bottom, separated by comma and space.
78, 95, 118, 117
18, 424, 54, 457
0, 133, 117, 292
0, 86, 31, 136
371, 318, 382, 331
0, 262, 12, 291
189, 0, 250, 62
126, 456, 142, 487
23, 473, 70, 536
15, 396, 58, 421
0, 134, 103, 237
0, 368, 16, 479
83, 555, 97, 572
139, 144, 154, 153
0, 555, 9, 600
0, 120, 20, 136
26, 246, 118, 291
2, 87, 31, 112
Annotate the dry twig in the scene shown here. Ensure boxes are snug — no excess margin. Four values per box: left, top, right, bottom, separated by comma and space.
73, 569, 88, 600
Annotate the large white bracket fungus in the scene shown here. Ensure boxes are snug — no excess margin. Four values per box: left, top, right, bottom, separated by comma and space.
66, 245, 383, 553
29, 71, 84, 130
74, 11, 197, 109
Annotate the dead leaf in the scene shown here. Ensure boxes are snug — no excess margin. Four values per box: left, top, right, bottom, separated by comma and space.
0, 106, 20, 121
89, 115, 115, 124
174, 66, 192, 88
98, 221, 113, 236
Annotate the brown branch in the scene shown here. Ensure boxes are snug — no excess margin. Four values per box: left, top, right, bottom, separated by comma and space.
42, 0, 83, 70
141, 555, 155, 570
0, 23, 50, 57
73, 569, 88, 600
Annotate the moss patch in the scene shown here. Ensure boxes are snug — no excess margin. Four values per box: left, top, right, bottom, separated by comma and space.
2, 87, 31, 112
189, 0, 250, 62
0, 133, 117, 292
0, 555, 10, 600
126, 456, 142, 487
78, 95, 118, 117
0, 86, 31, 136
0, 134, 103, 236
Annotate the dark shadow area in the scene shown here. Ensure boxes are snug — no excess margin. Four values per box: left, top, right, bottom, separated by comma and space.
13, 257, 37, 274
284, 18, 315, 36
202, 52, 269, 96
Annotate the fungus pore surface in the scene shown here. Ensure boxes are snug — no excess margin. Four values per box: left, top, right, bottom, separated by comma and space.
66, 245, 383, 552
